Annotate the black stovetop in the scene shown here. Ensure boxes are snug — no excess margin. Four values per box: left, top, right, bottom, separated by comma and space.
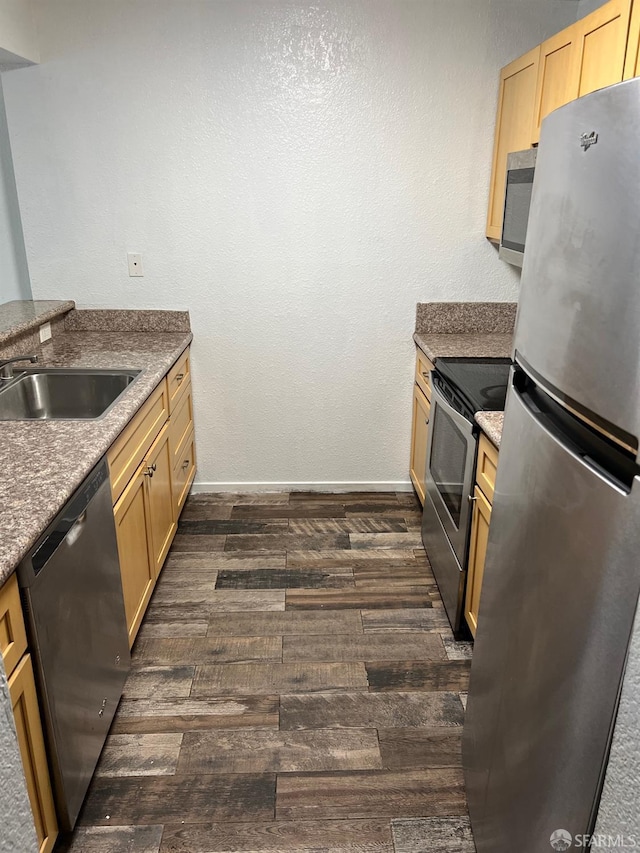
434, 357, 512, 420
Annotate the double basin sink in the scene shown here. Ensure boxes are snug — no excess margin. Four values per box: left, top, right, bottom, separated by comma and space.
0, 369, 141, 420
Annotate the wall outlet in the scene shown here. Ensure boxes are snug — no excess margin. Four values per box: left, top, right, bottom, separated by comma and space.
127, 253, 144, 276
39, 322, 52, 343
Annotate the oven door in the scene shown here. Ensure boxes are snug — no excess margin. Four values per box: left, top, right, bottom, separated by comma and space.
425, 382, 477, 565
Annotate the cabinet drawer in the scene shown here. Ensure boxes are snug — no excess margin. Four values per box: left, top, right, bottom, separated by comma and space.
108, 380, 169, 504
415, 348, 434, 401
167, 348, 190, 413
476, 433, 500, 504
168, 381, 194, 467
0, 574, 28, 678
172, 430, 196, 516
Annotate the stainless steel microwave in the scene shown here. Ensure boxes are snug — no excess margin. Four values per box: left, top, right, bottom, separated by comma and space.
499, 148, 537, 268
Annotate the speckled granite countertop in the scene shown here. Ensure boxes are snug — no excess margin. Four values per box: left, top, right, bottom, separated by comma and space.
474, 411, 504, 449
413, 302, 514, 448
413, 301, 515, 363
413, 331, 513, 362
0, 300, 75, 345
0, 326, 192, 585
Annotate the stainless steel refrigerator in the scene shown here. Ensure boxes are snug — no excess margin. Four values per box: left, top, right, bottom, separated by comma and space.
463, 79, 640, 852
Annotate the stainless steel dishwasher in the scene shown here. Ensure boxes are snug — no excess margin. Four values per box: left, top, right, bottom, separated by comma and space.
17, 457, 130, 830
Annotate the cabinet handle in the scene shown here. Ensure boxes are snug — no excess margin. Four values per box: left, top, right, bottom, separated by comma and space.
176, 373, 184, 384
425, 418, 430, 425
151, 463, 157, 472
468, 495, 477, 504
422, 371, 430, 379
182, 459, 190, 470
144, 466, 155, 478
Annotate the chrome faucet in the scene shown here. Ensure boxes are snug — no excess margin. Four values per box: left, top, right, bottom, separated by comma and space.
0, 354, 39, 380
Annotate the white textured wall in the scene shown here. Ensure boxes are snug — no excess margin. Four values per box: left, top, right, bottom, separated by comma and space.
0, 0, 39, 64
594, 607, 640, 840
0, 78, 31, 303
0, 667, 38, 853
4, 0, 576, 489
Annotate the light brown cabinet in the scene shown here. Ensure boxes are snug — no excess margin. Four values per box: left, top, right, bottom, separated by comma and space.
624, 0, 640, 76
145, 423, 176, 578
172, 431, 197, 516
573, 0, 633, 98
465, 485, 492, 639
465, 433, 499, 638
410, 383, 431, 506
486, 46, 540, 241
113, 466, 155, 646
409, 347, 433, 506
532, 28, 578, 143
108, 345, 196, 646
489, 0, 638, 239
0, 572, 28, 677
0, 575, 57, 853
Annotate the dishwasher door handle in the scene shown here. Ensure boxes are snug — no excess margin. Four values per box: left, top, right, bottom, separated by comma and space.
66, 511, 87, 547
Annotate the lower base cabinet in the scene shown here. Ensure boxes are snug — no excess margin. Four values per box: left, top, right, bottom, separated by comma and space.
172, 429, 196, 516
465, 434, 499, 637
409, 347, 434, 506
1, 573, 58, 852
410, 384, 430, 506
145, 423, 177, 577
9, 653, 58, 853
110, 347, 196, 647
114, 467, 156, 647
464, 485, 492, 638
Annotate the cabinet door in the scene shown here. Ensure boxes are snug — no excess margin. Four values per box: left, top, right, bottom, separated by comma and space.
464, 485, 492, 639
145, 422, 176, 578
486, 46, 540, 241
114, 467, 155, 647
572, 0, 632, 98
172, 430, 197, 518
532, 27, 578, 144
9, 654, 58, 853
624, 0, 640, 78
409, 384, 430, 506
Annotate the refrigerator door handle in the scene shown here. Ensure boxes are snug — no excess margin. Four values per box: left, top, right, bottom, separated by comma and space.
513, 368, 640, 494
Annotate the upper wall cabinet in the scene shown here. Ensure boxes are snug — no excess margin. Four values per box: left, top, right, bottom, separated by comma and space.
486, 47, 540, 242
532, 28, 578, 143
487, 0, 637, 242
572, 0, 633, 97
624, 0, 640, 76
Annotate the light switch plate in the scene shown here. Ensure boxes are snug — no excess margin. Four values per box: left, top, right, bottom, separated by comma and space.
39, 322, 52, 343
127, 253, 144, 276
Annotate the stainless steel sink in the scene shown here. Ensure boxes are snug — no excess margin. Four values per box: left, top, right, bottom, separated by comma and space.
0, 368, 141, 420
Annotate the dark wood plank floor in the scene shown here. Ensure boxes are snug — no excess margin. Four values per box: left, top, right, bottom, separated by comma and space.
56, 491, 475, 853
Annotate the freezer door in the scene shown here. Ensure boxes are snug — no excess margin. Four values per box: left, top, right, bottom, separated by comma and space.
516, 78, 640, 452
463, 372, 640, 853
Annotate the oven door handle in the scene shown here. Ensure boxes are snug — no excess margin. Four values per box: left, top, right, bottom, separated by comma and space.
430, 381, 475, 437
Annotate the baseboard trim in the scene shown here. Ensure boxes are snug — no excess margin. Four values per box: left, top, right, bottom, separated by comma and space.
190, 480, 415, 494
